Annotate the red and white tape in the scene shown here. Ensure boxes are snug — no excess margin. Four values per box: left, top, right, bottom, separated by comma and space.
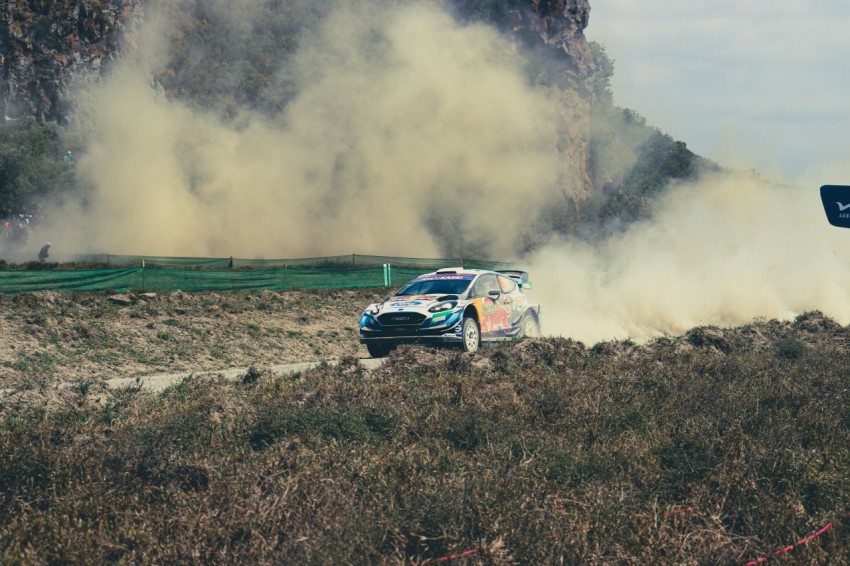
744, 512, 850, 565
412, 509, 848, 564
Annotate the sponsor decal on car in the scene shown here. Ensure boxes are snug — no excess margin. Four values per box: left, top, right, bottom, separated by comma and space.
414, 274, 475, 281
482, 299, 498, 315
431, 312, 456, 324
387, 295, 441, 308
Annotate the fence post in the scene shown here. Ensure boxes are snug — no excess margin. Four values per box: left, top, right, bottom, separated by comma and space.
460, 258, 464, 268
383, 263, 388, 287
388, 263, 392, 287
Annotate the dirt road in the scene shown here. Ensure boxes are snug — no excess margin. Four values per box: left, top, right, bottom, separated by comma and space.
0, 288, 388, 390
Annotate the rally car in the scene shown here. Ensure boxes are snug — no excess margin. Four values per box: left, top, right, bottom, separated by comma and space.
359, 268, 541, 358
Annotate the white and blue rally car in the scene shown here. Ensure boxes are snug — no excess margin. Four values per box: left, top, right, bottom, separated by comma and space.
359, 268, 541, 357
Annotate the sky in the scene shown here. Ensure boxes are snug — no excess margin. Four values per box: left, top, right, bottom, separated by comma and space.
585, 0, 850, 184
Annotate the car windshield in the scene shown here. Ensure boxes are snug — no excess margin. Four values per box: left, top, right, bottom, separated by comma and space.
395, 277, 472, 297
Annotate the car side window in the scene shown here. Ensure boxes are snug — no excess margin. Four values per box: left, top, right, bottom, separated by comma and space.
471, 275, 500, 298
498, 275, 516, 293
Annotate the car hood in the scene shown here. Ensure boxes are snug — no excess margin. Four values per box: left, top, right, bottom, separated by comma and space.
377, 294, 460, 312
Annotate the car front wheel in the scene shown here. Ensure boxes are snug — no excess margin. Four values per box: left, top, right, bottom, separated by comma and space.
366, 342, 394, 358
461, 316, 480, 353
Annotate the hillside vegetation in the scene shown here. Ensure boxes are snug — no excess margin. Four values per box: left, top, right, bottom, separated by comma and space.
1, 289, 849, 563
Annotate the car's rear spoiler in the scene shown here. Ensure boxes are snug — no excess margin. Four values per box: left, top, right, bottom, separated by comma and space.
496, 270, 533, 289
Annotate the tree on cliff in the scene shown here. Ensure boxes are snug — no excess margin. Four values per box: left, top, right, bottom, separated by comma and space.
0, 120, 73, 218
586, 42, 719, 231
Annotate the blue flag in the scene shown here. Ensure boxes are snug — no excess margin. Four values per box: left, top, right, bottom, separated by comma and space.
820, 185, 850, 228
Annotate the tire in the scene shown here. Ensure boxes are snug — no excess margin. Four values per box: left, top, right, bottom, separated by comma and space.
521, 314, 540, 339
366, 342, 393, 358
461, 316, 480, 353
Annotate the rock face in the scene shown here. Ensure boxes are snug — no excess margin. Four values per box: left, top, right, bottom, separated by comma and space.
509, 0, 595, 203
448, 0, 596, 202
0, 0, 140, 123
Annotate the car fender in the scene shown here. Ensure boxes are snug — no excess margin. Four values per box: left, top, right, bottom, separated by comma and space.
465, 300, 483, 324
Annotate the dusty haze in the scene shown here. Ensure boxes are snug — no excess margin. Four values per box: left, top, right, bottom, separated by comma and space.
529, 171, 850, 343
55, 0, 561, 259
37, 0, 850, 343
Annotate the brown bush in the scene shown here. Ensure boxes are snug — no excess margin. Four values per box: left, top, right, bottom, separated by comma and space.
2, 315, 850, 563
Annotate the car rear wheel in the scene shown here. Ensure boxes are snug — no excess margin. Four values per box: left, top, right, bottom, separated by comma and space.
521, 314, 540, 338
461, 316, 480, 353
366, 342, 394, 358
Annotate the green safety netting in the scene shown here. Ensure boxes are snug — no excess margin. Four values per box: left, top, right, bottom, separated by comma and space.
69, 254, 233, 268
0, 267, 389, 293
229, 254, 461, 269
0, 265, 506, 294
62, 253, 513, 271
0, 268, 143, 293
0, 253, 517, 293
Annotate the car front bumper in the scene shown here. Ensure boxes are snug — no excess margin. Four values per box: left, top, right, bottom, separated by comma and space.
360, 335, 466, 347
359, 318, 464, 346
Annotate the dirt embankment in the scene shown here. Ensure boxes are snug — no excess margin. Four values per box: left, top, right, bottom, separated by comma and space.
3, 286, 847, 395
0, 288, 388, 390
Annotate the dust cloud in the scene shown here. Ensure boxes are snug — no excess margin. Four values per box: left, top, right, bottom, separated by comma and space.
54, 0, 560, 259
528, 171, 850, 343
44, 0, 850, 343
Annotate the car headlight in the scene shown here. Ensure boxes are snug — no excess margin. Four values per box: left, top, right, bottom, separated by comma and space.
428, 301, 457, 313
364, 304, 381, 316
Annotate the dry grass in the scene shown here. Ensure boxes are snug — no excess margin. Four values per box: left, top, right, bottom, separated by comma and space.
0, 288, 384, 388
1, 303, 849, 563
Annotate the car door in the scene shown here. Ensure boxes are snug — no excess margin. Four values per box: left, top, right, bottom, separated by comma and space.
471, 274, 510, 338
497, 274, 525, 332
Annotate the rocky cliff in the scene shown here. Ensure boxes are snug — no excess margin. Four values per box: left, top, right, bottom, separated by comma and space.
1, 0, 141, 123
528, 0, 595, 203
452, 0, 596, 202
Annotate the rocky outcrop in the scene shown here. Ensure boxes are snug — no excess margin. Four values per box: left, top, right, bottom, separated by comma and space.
0, 0, 140, 123
509, 0, 595, 203
449, 0, 596, 202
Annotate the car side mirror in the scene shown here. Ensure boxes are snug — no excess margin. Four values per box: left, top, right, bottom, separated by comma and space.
519, 281, 533, 290
488, 290, 501, 299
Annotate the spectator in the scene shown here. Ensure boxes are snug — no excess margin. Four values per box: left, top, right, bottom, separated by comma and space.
38, 242, 51, 263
